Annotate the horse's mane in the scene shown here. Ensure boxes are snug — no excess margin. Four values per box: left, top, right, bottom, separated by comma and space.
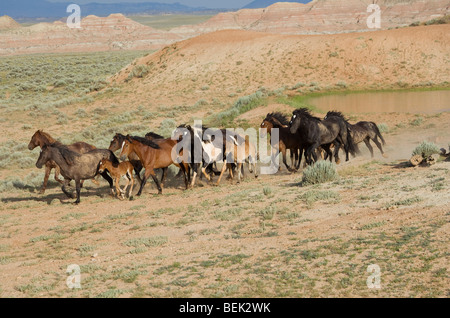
145, 132, 165, 140
293, 108, 322, 121
265, 112, 289, 127
49, 142, 79, 165
126, 135, 160, 149
326, 111, 347, 121
37, 130, 57, 144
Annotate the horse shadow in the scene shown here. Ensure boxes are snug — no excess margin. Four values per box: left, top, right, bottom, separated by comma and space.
1, 185, 111, 205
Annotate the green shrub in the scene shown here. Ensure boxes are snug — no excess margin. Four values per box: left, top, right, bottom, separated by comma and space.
377, 123, 389, 133
127, 64, 150, 80
411, 141, 440, 158
302, 160, 338, 185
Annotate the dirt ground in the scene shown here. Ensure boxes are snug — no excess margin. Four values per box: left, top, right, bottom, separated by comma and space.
0, 110, 448, 298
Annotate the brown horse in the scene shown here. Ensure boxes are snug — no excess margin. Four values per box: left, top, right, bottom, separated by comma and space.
28, 130, 97, 193
109, 132, 190, 187
119, 135, 189, 196
98, 158, 135, 200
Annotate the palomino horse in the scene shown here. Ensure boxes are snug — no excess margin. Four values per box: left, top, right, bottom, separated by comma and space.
28, 130, 97, 193
260, 112, 300, 171
119, 135, 189, 196
36, 143, 117, 204
324, 111, 387, 158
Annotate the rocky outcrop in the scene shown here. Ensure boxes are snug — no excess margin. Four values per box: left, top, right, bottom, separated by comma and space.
0, 14, 182, 55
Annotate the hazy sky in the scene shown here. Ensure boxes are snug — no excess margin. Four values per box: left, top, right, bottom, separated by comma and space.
48, 0, 252, 9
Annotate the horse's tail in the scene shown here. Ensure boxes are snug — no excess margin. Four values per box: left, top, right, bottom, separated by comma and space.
344, 123, 359, 156
372, 122, 386, 145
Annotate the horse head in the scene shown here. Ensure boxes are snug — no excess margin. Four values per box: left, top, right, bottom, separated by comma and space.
28, 130, 43, 150
109, 133, 125, 152
289, 112, 302, 134
35, 144, 50, 169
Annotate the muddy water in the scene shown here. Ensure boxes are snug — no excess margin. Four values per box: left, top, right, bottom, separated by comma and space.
308, 90, 450, 114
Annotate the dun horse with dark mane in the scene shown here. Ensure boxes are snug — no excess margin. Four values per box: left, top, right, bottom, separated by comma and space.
36, 143, 118, 204
324, 111, 387, 158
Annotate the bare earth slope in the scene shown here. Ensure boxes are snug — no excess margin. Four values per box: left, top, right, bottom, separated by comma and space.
110, 25, 450, 105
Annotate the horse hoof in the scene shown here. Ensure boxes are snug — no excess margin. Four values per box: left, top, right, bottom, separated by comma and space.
335, 159, 341, 165
383, 154, 388, 158
39, 189, 45, 195
129, 196, 134, 201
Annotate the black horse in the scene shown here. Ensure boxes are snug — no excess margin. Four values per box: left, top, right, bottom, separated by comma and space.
36, 143, 118, 204
324, 111, 387, 158
289, 108, 358, 165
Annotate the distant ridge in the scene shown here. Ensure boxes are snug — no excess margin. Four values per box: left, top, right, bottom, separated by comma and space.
0, 16, 22, 30
1, 0, 220, 19
243, 0, 311, 9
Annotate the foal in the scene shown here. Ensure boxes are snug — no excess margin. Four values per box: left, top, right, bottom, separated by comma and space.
98, 158, 135, 200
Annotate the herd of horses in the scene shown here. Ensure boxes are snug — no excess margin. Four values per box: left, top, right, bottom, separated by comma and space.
28, 109, 386, 204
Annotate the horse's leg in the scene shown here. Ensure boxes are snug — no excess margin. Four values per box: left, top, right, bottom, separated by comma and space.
53, 165, 64, 184
293, 149, 299, 169
322, 144, 333, 162
160, 167, 168, 188
115, 177, 124, 200
137, 171, 148, 196
237, 162, 243, 183
74, 179, 82, 204
295, 147, 304, 170
363, 138, 374, 158
201, 163, 211, 181
227, 163, 234, 180
307, 143, 319, 165
40, 164, 52, 194
332, 141, 341, 164
100, 171, 114, 196
150, 170, 163, 194
216, 159, 228, 185
128, 172, 134, 199
132, 161, 143, 184
62, 178, 75, 199
371, 137, 387, 158
190, 163, 200, 189
279, 143, 291, 171
271, 146, 280, 171
177, 162, 188, 190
